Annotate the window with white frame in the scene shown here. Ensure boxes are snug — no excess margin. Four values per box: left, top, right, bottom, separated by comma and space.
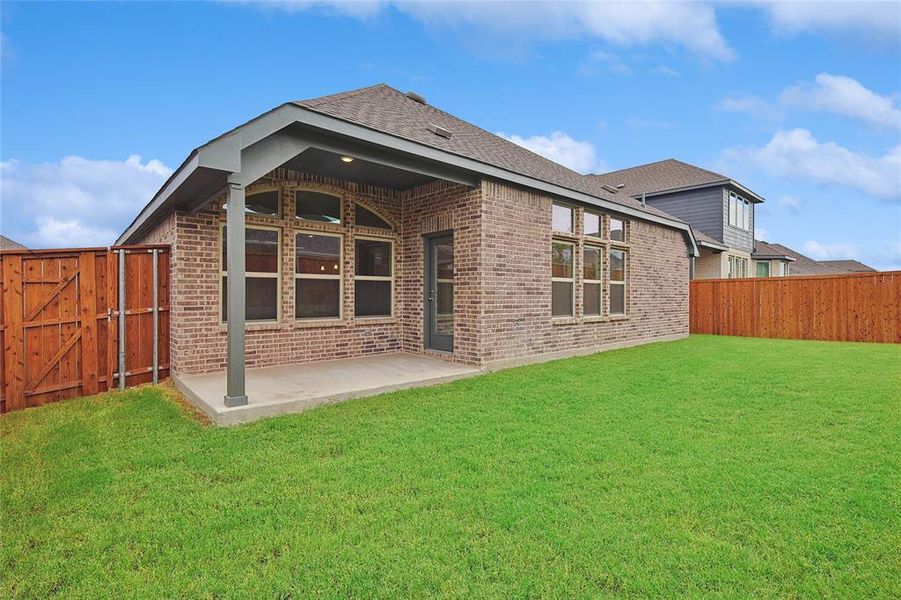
728, 191, 751, 231
221, 226, 280, 321
552, 204, 574, 233
551, 240, 575, 317
583, 245, 603, 316
728, 255, 749, 278
355, 237, 393, 317
295, 232, 342, 319
756, 260, 770, 278
609, 249, 627, 315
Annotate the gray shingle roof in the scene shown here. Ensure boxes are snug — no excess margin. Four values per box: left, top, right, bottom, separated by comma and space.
752, 239, 796, 260
588, 159, 729, 197
0, 235, 26, 251
295, 84, 679, 221
819, 260, 876, 273
694, 229, 727, 250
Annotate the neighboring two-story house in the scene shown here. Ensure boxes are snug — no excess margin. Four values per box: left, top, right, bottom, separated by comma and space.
589, 159, 793, 279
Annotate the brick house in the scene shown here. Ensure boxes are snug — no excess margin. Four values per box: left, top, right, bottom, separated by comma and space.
119, 84, 698, 409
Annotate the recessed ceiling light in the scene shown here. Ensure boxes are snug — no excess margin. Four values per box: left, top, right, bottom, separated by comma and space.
340, 156, 354, 163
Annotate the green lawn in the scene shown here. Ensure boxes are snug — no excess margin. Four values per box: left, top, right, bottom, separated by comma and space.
2, 335, 899, 598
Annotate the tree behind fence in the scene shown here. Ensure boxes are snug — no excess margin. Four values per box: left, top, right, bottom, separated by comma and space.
1, 246, 170, 413
690, 271, 900, 344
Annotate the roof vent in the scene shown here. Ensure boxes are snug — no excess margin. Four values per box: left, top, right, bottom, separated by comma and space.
616, 183, 625, 189
406, 91, 427, 105
427, 123, 453, 139
601, 184, 619, 194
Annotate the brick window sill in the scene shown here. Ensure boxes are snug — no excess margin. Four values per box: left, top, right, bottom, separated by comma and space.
552, 317, 579, 326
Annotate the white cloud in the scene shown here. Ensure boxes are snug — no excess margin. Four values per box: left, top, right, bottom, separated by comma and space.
755, 226, 769, 241
497, 131, 607, 174
0, 155, 172, 248
580, 50, 632, 75
780, 73, 901, 131
232, 1, 735, 61
722, 129, 901, 200
758, 1, 901, 41
717, 94, 782, 121
777, 194, 803, 213
799, 240, 901, 271
651, 65, 680, 77
803, 240, 859, 260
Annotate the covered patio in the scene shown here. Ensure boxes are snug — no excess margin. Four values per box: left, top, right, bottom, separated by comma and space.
174, 353, 479, 425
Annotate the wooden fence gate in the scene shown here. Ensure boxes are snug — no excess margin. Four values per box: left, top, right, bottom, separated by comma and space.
690, 271, 900, 344
1, 246, 169, 414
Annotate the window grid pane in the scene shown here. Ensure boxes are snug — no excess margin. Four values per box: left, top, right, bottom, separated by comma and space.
552, 204, 573, 233
584, 213, 601, 237
296, 190, 341, 224
610, 219, 625, 242
296, 233, 341, 275
552, 242, 574, 278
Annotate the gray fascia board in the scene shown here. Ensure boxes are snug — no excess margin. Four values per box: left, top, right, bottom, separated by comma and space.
119, 102, 699, 255
116, 153, 200, 244
639, 180, 765, 204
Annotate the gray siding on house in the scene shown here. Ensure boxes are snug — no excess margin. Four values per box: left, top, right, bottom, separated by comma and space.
721, 187, 754, 252
645, 186, 726, 242
646, 185, 755, 253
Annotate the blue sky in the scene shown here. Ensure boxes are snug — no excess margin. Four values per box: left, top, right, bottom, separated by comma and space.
1, 1, 899, 268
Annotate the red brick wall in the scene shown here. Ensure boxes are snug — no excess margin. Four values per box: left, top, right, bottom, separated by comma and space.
478, 181, 689, 364
138, 171, 689, 376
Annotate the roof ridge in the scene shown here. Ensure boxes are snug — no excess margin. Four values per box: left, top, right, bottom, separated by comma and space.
298, 83, 391, 107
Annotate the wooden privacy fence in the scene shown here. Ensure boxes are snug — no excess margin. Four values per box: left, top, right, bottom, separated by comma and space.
1, 246, 170, 414
690, 271, 900, 344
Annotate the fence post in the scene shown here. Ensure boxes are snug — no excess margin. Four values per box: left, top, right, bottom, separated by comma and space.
152, 248, 159, 384
2, 255, 25, 411
118, 249, 126, 390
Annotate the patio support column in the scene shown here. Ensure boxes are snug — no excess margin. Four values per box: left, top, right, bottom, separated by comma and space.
224, 179, 248, 407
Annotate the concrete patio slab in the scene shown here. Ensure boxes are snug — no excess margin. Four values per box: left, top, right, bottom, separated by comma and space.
173, 353, 480, 426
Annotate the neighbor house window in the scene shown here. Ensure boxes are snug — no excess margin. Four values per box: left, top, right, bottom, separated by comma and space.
728, 191, 750, 231
222, 189, 280, 217
355, 203, 392, 229
296, 190, 341, 224
583, 245, 603, 316
221, 226, 279, 321
295, 232, 342, 319
756, 260, 770, 278
551, 240, 575, 317
552, 204, 573, 233
609, 249, 627, 315
584, 212, 601, 238
728, 256, 749, 278
355, 237, 393, 317
610, 218, 625, 242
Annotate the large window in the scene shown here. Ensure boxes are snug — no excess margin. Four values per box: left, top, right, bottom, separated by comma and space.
221, 226, 279, 321
296, 190, 341, 224
584, 212, 601, 238
552, 204, 574, 233
295, 232, 342, 319
609, 249, 627, 315
756, 260, 770, 278
355, 238, 393, 317
223, 189, 280, 217
728, 191, 750, 230
583, 245, 603, 316
552, 241, 575, 317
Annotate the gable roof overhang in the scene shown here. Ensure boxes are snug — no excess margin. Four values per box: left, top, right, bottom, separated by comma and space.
117, 103, 698, 257
639, 179, 765, 204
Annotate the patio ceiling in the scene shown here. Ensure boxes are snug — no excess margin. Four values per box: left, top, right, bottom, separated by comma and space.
281, 147, 435, 190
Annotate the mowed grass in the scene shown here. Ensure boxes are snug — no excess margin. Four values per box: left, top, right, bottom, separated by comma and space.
2, 336, 899, 598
